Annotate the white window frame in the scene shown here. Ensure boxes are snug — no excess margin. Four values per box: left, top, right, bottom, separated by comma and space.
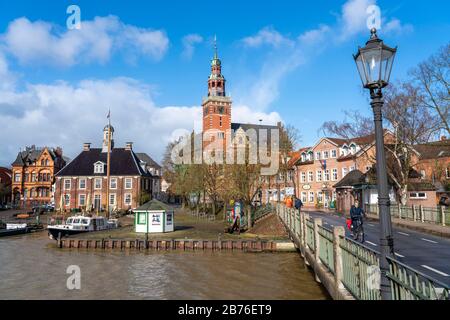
110, 178, 117, 189
125, 178, 133, 189
64, 179, 71, 190
109, 193, 116, 206
315, 152, 321, 160
94, 178, 102, 190
79, 194, 86, 206
409, 192, 427, 200
301, 172, 306, 183
94, 162, 104, 174
316, 170, 322, 182
309, 192, 314, 203
308, 171, 313, 182
323, 151, 329, 159
317, 191, 323, 203
332, 169, 338, 181
342, 167, 348, 177
301, 192, 307, 203
64, 194, 70, 207
331, 150, 337, 158
124, 193, 132, 205
324, 169, 330, 182
79, 178, 86, 189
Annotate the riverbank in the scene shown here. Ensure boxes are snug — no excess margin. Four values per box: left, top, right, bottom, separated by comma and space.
72, 209, 289, 242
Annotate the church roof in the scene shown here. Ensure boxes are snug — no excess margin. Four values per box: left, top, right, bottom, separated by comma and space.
135, 153, 162, 169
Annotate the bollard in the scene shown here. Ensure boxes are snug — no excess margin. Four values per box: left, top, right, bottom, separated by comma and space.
398, 203, 402, 220
441, 206, 446, 227
333, 226, 345, 291
420, 205, 424, 223
413, 205, 417, 221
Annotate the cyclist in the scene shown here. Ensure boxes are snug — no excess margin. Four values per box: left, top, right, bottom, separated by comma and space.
350, 200, 365, 242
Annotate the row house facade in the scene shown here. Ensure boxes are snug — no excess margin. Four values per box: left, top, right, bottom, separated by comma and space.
11, 146, 66, 207
293, 132, 395, 209
54, 125, 153, 212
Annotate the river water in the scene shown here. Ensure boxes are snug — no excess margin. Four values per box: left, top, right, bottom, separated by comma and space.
0, 232, 328, 299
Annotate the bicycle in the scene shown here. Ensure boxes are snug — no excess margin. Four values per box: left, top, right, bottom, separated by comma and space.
351, 218, 365, 243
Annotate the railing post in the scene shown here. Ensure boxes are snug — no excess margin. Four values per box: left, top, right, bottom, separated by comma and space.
420, 205, 424, 223
413, 205, 417, 222
398, 203, 402, 220
296, 209, 301, 239
441, 206, 446, 227
314, 218, 322, 264
300, 210, 306, 258
333, 226, 345, 291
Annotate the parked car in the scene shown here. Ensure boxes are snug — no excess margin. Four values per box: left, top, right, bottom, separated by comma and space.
32, 204, 55, 214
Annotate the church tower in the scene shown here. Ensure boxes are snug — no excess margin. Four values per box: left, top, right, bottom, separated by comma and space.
202, 37, 232, 146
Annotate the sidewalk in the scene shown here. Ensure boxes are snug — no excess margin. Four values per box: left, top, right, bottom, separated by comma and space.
302, 208, 450, 239
366, 213, 450, 239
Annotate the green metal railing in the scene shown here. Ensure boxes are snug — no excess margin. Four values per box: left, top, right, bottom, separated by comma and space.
339, 236, 381, 300
387, 257, 450, 300
318, 225, 335, 274
306, 218, 315, 252
274, 202, 450, 300
367, 203, 449, 226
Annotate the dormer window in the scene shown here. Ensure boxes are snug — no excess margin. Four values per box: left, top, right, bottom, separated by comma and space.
94, 161, 105, 174
301, 153, 306, 162
350, 143, 357, 154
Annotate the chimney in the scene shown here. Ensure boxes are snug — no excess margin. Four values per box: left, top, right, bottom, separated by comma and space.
83, 143, 91, 151
277, 121, 282, 128
125, 142, 133, 150
441, 136, 447, 141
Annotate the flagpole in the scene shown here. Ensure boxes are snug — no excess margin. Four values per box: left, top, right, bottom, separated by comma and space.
106, 109, 111, 219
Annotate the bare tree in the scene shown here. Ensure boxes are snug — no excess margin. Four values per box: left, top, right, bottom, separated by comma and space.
411, 43, 450, 136
319, 110, 374, 139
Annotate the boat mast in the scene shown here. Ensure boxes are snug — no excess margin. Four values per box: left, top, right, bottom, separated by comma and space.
106, 109, 111, 219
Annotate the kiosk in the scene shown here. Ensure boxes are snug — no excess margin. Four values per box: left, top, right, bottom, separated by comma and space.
134, 200, 174, 233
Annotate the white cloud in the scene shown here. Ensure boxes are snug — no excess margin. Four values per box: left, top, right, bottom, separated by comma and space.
383, 18, 413, 35
0, 77, 280, 166
338, 0, 376, 41
181, 34, 203, 60
232, 104, 282, 125
1, 16, 169, 67
241, 27, 294, 48
298, 25, 331, 45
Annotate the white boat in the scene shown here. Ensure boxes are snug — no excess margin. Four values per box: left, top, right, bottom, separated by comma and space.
47, 215, 119, 240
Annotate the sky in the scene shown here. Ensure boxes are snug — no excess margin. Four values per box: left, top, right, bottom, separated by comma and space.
0, 0, 449, 166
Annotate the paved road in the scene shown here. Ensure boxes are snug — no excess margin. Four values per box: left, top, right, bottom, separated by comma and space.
306, 211, 450, 285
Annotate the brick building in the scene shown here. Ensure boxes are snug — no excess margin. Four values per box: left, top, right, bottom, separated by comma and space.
11, 146, 66, 207
0, 167, 12, 205
54, 125, 153, 211
293, 131, 395, 209
413, 137, 450, 204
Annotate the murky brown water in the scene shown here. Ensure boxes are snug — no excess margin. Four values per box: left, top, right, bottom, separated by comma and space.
0, 232, 328, 299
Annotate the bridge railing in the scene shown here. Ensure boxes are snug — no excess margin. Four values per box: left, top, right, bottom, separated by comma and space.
387, 257, 450, 300
274, 202, 450, 300
318, 225, 335, 274
339, 236, 381, 300
367, 203, 449, 227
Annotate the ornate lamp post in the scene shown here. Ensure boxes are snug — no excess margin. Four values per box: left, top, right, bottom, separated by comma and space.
353, 28, 397, 300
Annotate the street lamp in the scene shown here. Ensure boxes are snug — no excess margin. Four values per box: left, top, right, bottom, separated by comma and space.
353, 28, 397, 300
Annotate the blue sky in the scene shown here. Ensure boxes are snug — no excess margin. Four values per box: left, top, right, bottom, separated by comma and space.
0, 0, 449, 165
